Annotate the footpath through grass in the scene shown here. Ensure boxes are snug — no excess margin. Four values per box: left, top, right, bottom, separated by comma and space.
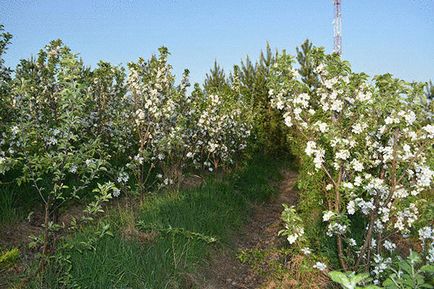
32, 154, 290, 289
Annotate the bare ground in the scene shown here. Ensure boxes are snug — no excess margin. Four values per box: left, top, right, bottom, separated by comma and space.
196, 170, 299, 289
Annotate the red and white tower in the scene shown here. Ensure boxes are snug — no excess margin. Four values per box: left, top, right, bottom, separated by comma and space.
333, 0, 342, 55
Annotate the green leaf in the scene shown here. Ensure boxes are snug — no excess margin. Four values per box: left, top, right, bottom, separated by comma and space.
329, 271, 351, 286
353, 273, 370, 284
420, 265, 434, 273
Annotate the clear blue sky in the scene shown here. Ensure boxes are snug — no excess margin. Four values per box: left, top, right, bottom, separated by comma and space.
2, 0, 434, 85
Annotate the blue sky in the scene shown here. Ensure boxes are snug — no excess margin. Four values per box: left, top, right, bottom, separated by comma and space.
2, 0, 434, 85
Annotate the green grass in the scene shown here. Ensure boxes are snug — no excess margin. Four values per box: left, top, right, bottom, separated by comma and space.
28, 154, 290, 289
0, 181, 38, 228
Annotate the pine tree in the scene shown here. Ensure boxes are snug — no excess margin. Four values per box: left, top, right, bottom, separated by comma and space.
0, 24, 13, 129
296, 39, 320, 90
204, 60, 230, 94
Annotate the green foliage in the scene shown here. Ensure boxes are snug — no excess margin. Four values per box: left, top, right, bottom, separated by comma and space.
204, 60, 231, 94
278, 204, 305, 245
383, 251, 434, 289
0, 247, 19, 269
237, 43, 289, 154
0, 24, 13, 126
296, 39, 321, 90
329, 271, 380, 289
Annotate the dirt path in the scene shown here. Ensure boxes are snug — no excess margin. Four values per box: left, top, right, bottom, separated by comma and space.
198, 170, 298, 289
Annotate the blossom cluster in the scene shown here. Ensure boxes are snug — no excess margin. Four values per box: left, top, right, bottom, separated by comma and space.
126, 48, 251, 188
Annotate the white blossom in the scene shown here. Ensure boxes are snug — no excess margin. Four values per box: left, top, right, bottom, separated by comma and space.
383, 240, 396, 252
323, 211, 335, 222
112, 188, 121, 197
313, 262, 327, 271
301, 247, 311, 255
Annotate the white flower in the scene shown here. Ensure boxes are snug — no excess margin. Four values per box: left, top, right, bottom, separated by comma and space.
336, 150, 350, 160
117, 172, 129, 183
356, 90, 372, 102
419, 226, 433, 241
415, 165, 433, 187
326, 184, 334, 191
331, 99, 343, 112
342, 182, 354, 190
47, 136, 57, 146
348, 238, 357, 247
134, 154, 144, 164
351, 159, 364, 172
352, 123, 367, 134
313, 262, 327, 271
305, 141, 317, 157
315, 63, 326, 73
327, 222, 348, 236
294, 107, 302, 115
313, 149, 325, 170
385, 116, 398, 125
287, 234, 298, 244
422, 124, 434, 138
323, 211, 335, 222
315, 121, 328, 133
69, 164, 78, 173
284, 114, 292, 127
354, 176, 363, 187
383, 240, 396, 252
404, 111, 416, 125
112, 188, 121, 198
347, 200, 356, 215
372, 254, 392, 278
186, 152, 194, 158
394, 204, 419, 233
357, 199, 375, 215
11, 126, 19, 135
301, 247, 311, 255
135, 109, 145, 120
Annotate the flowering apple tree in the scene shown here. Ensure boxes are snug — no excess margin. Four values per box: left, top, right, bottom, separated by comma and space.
187, 85, 251, 172
269, 49, 433, 281
4, 40, 117, 270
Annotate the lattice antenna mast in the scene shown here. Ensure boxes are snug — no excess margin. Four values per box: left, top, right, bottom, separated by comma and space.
333, 0, 342, 55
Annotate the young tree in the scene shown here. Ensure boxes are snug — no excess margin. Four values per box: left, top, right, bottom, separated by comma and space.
9, 40, 110, 270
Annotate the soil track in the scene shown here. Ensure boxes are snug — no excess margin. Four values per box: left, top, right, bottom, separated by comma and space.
198, 170, 298, 289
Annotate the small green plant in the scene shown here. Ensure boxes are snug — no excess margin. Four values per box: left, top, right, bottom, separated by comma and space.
278, 204, 305, 245
0, 247, 19, 269
383, 251, 434, 289
328, 271, 381, 289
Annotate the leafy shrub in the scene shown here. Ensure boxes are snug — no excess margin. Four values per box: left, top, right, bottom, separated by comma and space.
383, 251, 434, 289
